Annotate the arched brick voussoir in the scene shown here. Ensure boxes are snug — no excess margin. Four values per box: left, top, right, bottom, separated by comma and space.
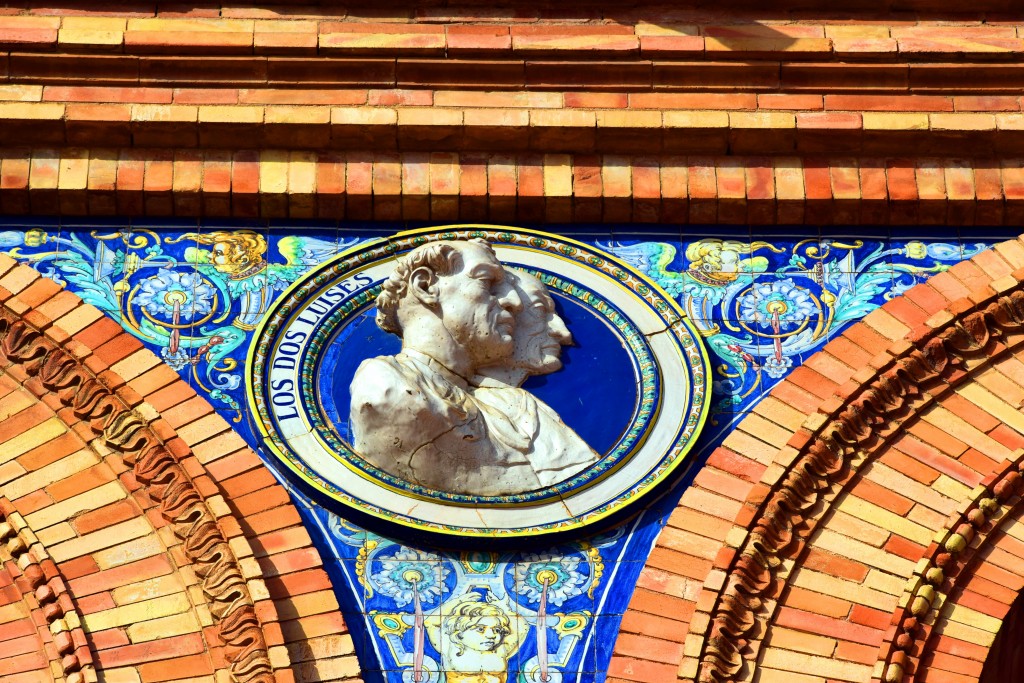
609, 235, 1024, 683
873, 453, 1024, 683
0, 254, 358, 683
0, 497, 94, 683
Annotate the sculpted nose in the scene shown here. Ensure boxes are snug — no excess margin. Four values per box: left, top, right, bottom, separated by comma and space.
499, 286, 523, 313
550, 314, 572, 344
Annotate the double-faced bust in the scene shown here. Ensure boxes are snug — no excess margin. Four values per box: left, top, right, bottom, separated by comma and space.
349, 239, 599, 496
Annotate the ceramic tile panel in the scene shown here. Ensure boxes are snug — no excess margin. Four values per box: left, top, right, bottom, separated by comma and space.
0, 218, 1015, 683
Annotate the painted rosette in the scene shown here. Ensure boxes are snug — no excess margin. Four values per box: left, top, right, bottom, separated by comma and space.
247, 226, 710, 537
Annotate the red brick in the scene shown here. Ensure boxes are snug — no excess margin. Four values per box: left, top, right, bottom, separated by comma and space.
614, 633, 684, 665
775, 606, 881, 645
137, 653, 215, 681
826, 94, 954, 112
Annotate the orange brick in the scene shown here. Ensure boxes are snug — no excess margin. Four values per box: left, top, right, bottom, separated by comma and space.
607, 655, 678, 682
137, 653, 215, 681
73, 499, 138, 535
45, 463, 117, 502
614, 633, 684, 665
775, 607, 880, 645
280, 612, 347, 643
851, 477, 914, 515
803, 548, 869, 582
265, 568, 333, 599
883, 533, 926, 562
785, 586, 852, 618
245, 502, 303, 535
879, 448, 939, 485
626, 586, 693, 622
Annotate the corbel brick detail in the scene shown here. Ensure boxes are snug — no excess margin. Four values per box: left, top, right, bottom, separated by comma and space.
3, 148, 1024, 224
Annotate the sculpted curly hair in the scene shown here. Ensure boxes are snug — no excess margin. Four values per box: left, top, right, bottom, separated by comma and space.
375, 239, 494, 336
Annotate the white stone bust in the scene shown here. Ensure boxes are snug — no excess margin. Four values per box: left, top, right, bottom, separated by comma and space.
349, 240, 599, 495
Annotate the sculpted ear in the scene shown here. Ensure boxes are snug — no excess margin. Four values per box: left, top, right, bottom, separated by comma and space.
409, 266, 439, 306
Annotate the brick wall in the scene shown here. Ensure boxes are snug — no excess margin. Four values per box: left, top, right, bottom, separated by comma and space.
1, 5, 1024, 222
3, 3, 1024, 683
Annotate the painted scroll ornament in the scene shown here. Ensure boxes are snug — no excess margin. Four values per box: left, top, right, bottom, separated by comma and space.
247, 226, 710, 537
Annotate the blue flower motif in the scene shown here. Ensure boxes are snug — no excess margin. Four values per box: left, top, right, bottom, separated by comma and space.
371, 549, 449, 608
738, 279, 816, 330
135, 270, 214, 320
514, 553, 586, 607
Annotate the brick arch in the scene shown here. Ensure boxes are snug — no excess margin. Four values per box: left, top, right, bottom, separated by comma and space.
0, 255, 359, 682
873, 453, 1024, 682
608, 237, 1024, 683
0, 496, 93, 683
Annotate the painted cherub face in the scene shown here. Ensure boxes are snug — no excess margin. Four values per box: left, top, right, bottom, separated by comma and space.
456, 616, 507, 653
211, 241, 242, 274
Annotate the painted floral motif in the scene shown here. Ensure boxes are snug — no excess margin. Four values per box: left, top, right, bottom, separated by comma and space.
3, 223, 1013, 683
738, 279, 816, 330
328, 516, 611, 683
514, 553, 587, 607
371, 549, 450, 608
2, 228, 351, 418
607, 237, 986, 415
135, 270, 215, 319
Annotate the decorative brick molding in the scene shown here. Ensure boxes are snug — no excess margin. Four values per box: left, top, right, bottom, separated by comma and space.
3, 149, 1024, 224
1, 10, 1022, 84
875, 453, 1024, 682
3, 7, 1023, 223
0, 288, 276, 682
2, 99, 1023, 157
705, 279, 1024, 682
0, 256, 358, 683
0, 497, 95, 683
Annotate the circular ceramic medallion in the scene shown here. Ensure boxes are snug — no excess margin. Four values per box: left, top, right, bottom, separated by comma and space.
247, 226, 710, 537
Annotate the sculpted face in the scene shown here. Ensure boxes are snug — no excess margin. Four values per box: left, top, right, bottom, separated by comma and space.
512, 270, 572, 374
435, 242, 522, 370
457, 616, 506, 653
